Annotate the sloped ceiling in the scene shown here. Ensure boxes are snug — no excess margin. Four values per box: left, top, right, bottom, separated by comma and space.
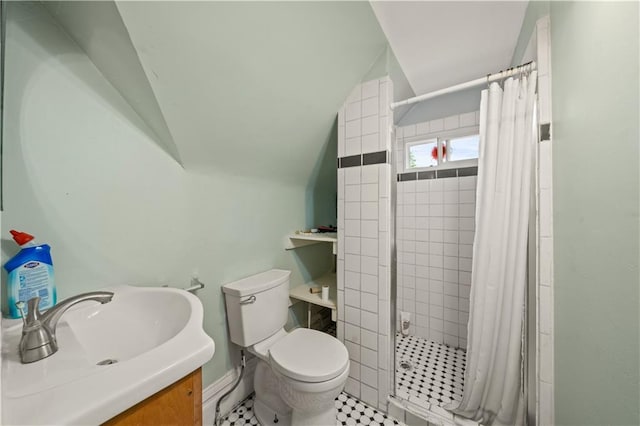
371, 1, 528, 95
42, 1, 182, 164
43, 1, 527, 183
45, 1, 389, 183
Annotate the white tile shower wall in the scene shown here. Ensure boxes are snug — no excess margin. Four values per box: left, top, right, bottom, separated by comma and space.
535, 15, 554, 426
395, 112, 479, 350
337, 77, 393, 411
396, 175, 475, 349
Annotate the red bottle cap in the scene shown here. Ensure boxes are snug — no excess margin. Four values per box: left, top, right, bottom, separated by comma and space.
10, 230, 34, 246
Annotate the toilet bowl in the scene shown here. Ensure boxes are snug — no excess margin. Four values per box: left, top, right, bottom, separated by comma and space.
251, 328, 349, 426
222, 269, 350, 426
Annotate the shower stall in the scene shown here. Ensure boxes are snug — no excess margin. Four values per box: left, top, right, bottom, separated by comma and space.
394, 124, 478, 411
336, 17, 553, 424
385, 18, 553, 425
390, 67, 538, 426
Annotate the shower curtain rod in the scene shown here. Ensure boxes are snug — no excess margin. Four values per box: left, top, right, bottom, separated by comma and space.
390, 61, 536, 110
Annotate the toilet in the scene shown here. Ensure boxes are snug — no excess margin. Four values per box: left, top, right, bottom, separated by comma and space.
223, 269, 350, 426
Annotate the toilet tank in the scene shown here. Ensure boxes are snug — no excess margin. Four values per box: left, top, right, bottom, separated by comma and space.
222, 269, 291, 347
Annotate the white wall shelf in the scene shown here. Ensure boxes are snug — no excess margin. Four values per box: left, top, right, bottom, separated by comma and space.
289, 272, 337, 323
285, 232, 337, 255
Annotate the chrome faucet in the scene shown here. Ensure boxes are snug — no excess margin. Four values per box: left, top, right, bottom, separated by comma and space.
16, 291, 114, 364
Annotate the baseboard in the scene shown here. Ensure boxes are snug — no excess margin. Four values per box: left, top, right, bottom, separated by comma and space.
202, 357, 258, 426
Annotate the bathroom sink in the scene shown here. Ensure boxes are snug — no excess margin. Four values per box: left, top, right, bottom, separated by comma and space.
1, 285, 215, 425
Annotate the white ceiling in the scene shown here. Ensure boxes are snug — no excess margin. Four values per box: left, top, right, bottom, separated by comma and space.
371, 1, 529, 96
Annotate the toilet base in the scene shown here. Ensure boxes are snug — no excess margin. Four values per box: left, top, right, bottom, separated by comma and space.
254, 398, 292, 426
253, 358, 342, 426
254, 360, 292, 426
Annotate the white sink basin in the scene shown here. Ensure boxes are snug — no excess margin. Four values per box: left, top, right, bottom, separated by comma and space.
2, 285, 215, 425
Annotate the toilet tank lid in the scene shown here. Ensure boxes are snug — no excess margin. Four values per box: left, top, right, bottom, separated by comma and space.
222, 269, 291, 297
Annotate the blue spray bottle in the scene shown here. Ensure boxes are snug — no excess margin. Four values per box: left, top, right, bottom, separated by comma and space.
3, 230, 57, 318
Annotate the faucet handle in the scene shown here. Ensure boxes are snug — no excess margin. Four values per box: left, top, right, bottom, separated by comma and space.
15, 297, 42, 329
24, 297, 43, 325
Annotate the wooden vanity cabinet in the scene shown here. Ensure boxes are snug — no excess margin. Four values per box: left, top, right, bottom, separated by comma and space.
103, 368, 202, 426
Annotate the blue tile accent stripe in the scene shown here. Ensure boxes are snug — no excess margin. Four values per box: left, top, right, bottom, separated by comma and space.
363, 151, 387, 165
398, 172, 417, 181
436, 168, 457, 178
339, 155, 361, 168
417, 170, 436, 180
338, 151, 389, 168
457, 166, 478, 177
398, 166, 478, 180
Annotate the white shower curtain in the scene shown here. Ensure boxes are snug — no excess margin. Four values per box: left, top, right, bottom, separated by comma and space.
451, 72, 537, 425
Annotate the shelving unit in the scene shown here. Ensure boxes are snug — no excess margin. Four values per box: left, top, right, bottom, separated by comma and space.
289, 272, 337, 324
285, 232, 337, 255
285, 231, 339, 329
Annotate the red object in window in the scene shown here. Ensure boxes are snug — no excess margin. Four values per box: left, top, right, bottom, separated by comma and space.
431, 145, 446, 160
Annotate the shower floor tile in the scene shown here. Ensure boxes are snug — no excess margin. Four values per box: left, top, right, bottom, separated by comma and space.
395, 334, 466, 408
220, 392, 404, 426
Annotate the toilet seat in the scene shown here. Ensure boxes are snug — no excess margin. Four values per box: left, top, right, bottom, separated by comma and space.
269, 328, 349, 383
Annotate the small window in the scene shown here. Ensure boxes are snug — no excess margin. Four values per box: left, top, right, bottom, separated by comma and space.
406, 133, 479, 170
448, 134, 480, 162
407, 139, 437, 168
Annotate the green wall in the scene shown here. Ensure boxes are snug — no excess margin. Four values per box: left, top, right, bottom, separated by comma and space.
1, 0, 386, 392
1, 4, 331, 385
115, 1, 389, 184
305, 117, 337, 229
552, 2, 639, 424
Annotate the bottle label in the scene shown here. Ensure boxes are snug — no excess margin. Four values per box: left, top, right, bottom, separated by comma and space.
7, 262, 56, 318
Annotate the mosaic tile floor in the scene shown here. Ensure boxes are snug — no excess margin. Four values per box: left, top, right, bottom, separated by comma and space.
220, 392, 404, 426
395, 334, 466, 408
